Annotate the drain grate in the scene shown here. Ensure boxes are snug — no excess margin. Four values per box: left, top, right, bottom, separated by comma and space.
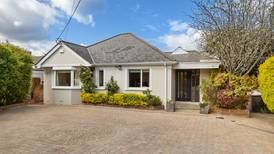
216, 116, 224, 119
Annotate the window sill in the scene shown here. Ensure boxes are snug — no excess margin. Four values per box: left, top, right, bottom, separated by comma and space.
96, 87, 105, 90
52, 86, 81, 90
125, 87, 150, 91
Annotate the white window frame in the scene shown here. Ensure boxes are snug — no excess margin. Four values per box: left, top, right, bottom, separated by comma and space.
52, 68, 81, 89
96, 69, 105, 89
126, 68, 151, 91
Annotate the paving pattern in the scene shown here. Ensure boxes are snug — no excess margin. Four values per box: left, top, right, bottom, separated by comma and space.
0, 105, 273, 154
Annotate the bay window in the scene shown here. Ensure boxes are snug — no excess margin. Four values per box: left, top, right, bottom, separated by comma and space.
128, 69, 150, 88
56, 71, 71, 86
53, 70, 80, 88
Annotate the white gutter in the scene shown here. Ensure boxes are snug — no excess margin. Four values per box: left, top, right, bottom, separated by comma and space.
92, 61, 177, 66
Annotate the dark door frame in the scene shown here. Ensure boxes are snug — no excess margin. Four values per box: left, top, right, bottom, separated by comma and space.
175, 69, 200, 102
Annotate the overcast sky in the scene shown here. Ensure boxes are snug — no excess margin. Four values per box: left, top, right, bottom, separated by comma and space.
0, 0, 201, 56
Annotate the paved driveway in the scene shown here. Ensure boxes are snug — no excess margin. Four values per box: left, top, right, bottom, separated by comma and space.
0, 105, 273, 154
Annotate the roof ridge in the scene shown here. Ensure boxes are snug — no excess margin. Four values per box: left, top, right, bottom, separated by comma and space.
61, 40, 86, 47
86, 47, 96, 64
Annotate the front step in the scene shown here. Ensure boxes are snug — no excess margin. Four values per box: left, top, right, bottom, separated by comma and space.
175, 102, 200, 110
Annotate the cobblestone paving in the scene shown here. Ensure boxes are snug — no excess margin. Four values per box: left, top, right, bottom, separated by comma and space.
0, 105, 273, 154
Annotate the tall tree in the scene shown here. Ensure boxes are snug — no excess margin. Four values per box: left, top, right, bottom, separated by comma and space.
192, 0, 274, 75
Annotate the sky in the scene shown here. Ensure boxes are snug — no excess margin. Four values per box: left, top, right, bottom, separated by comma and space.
0, 0, 201, 56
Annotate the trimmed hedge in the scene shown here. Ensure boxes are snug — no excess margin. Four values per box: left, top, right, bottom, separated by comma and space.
0, 43, 32, 105
81, 92, 149, 107
258, 56, 274, 113
80, 93, 108, 104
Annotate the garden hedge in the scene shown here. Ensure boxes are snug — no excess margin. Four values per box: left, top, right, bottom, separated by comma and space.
0, 43, 32, 105
258, 56, 274, 113
80, 92, 149, 107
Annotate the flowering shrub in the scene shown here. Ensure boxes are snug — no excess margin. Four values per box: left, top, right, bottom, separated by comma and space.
201, 72, 257, 109
216, 89, 234, 108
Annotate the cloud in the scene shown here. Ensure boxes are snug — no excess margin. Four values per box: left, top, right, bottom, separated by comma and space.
0, 0, 101, 55
159, 20, 201, 51
0, 0, 58, 41
144, 25, 158, 32
169, 20, 190, 32
50, 0, 98, 26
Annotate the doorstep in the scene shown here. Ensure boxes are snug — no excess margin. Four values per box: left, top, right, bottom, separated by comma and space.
175, 101, 200, 110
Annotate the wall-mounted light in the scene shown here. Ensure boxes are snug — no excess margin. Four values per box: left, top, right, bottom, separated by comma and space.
115, 65, 122, 70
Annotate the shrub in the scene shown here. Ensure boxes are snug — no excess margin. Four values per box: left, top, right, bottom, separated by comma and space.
147, 96, 162, 106
213, 73, 229, 89
81, 92, 150, 107
200, 79, 218, 106
0, 43, 32, 105
108, 93, 124, 105
123, 93, 147, 106
258, 56, 274, 113
80, 92, 108, 104
109, 93, 148, 107
216, 89, 234, 108
105, 76, 119, 95
143, 89, 162, 106
202, 72, 257, 109
80, 66, 96, 93
80, 92, 93, 103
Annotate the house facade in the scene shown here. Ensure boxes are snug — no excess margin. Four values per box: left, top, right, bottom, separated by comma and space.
36, 33, 219, 108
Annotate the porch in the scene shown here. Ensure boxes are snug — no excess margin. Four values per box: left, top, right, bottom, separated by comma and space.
172, 69, 201, 110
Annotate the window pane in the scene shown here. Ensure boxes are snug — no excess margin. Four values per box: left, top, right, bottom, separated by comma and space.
56, 71, 71, 86
129, 69, 141, 87
74, 70, 80, 87
99, 70, 104, 87
142, 69, 149, 87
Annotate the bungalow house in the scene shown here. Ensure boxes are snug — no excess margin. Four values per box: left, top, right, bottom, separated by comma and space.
36, 33, 219, 108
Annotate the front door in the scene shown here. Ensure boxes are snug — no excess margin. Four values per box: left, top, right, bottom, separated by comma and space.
175, 70, 200, 102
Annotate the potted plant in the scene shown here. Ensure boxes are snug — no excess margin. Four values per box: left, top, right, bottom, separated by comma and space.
200, 103, 209, 114
166, 100, 175, 112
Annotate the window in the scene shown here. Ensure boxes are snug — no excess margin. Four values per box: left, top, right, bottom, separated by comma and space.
142, 69, 149, 87
129, 70, 141, 87
54, 70, 80, 88
99, 70, 104, 87
128, 69, 150, 88
56, 71, 71, 86
74, 70, 80, 87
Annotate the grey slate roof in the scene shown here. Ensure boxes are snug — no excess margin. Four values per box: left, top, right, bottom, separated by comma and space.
39, 33, 217, 65
61, 41, 94, 64
57, 33, 173, 64
164, 48, 214, 62
86, 33, 172, 64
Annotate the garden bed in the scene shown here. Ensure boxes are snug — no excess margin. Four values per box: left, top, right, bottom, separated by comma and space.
80, 92, 163, 110
211, 107, 248, 116
82, 103, 164, 110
